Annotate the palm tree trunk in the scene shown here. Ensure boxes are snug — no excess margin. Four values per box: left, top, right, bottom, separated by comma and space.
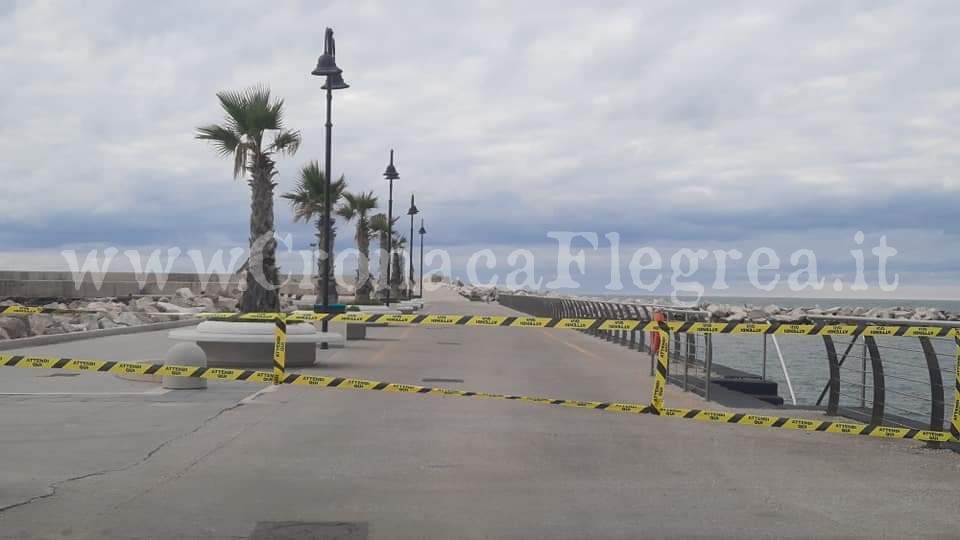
315, 218, 339, 305
391, 250, 403, 300
376, 231, 389, 301
356, 224, 371, 303
242, 156, 280, 312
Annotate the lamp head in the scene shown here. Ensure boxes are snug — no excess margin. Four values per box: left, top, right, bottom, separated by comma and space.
311, 28, 343, 76
321, 71, 350, 90
383, 149, 400, 180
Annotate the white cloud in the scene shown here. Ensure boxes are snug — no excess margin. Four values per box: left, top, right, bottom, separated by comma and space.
2, 1, 960, 297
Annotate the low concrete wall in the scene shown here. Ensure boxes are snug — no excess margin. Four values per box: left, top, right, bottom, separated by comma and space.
0, 319, 199, 351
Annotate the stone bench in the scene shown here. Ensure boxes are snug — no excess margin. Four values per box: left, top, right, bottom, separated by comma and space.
169, 321, 344, 368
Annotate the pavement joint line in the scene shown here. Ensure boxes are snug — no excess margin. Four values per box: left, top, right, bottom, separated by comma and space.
0, 389, 171, 396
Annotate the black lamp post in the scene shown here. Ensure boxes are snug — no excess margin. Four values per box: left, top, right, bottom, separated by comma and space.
383, 150, 399, 305
311, 28, 348, 346
418, 219, 426, 298
406, 194, 419, 299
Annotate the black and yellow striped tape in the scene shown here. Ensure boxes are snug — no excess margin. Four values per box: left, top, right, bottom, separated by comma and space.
273, 318, 286, 385
650, 330, 669, 413
4, 305, 959, 337
660, 407, 952, 443
1, 353, 954, 444
201, 312, 960, 337
0, 353, 649, 414
1, 306, 124, 316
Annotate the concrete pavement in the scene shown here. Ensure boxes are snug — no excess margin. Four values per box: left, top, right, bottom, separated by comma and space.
0, 287, 957, 539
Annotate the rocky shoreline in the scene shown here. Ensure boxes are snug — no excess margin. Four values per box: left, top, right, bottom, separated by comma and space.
0, 288, 255, 341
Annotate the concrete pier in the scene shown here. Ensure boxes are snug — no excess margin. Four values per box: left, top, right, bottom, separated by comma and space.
0, 287, 956, 538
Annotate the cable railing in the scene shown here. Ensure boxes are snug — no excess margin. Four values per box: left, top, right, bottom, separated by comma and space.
496, 294, 958, 444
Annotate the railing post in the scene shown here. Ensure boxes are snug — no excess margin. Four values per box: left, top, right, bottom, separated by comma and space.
607, 303, 618, 343
762, 334, 767, 380
613, 304, 625, 344
599, 303, 611, 341
918, 337, 945, 435
863, 336, 885, 427
704, 333, 713, 402
860, 340, 867, 409
952, 337, 959, 442
822, 336, 841, 416
592, 302, 603, 337
682, 331, 689, 392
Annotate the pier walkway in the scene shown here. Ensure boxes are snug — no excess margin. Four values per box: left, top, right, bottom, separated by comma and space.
0, 287, 957, 538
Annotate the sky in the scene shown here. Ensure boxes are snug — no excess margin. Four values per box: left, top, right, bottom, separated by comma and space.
1, 0, 959, 299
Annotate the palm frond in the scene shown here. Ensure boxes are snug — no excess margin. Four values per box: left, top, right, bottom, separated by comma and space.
342, 190, 378, 215
233, 141, 251, 178
336, 205, 355, 221
369, 213, 400, 233
271, 130, 301, 156
195, 124, 240, 156
281, 163, 350, 223
215, 85, 286, 146
215, 89, 250, 134
244, 85, 282, 135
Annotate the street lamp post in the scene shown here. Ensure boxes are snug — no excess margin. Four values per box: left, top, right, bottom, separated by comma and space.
383, 150, 399, 305
311, 27, 349, 347
406, 194, 419, 299
418, 220, 426, 298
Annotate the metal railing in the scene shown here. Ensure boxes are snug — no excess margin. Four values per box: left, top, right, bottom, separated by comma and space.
496, 295, 713, 398
496, 294, 958, 443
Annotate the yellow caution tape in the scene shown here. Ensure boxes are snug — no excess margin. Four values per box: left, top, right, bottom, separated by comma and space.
1, 353, 954, 444
3, 305, 957, 338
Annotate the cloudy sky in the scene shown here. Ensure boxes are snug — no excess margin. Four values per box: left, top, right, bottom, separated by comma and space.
1, 1, 959, 299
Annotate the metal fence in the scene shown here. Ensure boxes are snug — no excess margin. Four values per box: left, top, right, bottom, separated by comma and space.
496, 294, 958, 438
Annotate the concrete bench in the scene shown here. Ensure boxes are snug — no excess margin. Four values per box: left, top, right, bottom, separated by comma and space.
169, 321, 343, 368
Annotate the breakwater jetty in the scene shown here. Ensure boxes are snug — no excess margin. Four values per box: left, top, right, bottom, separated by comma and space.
0, 286, 957, 538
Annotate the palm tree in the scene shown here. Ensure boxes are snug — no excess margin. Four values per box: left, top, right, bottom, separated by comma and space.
281, 161, 347, 304
196, 85, 300, 312
336, 191, 378, 303
369, 213, 400, 302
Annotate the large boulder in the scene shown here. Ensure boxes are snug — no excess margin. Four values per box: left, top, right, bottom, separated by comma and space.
86, 301, 122, 314
156, 302, 197, 314
115, 312, 144, 326
79, 314, 99, 332
175, 287, 196, 300
216, 296, 239, 311
27, 315, 53, 336
99, 318, 120, 330
134, 297, 158, 312
0, 317, 29, 339
185, 296, 217, 312
762, 305, 782, 316
726, 306, 748, 322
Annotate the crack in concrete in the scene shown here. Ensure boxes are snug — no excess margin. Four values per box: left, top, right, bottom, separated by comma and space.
109, 402, 275, 510
0, 399, 249, 516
